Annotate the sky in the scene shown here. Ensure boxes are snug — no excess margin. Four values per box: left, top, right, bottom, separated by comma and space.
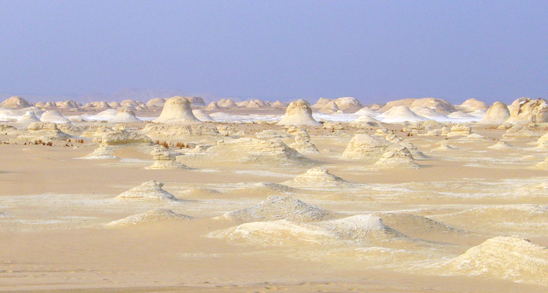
0, 0, 546, 104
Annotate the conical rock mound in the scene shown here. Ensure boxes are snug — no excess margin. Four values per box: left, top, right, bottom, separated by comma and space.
17, 111, 40, 123
283, 167, 351, 188
478, 102, 510, 125
40, 110, 71, 123
83, 145, 118, 159
106, 209, 191, 227
222, 195, 335, 223
111, 107, 142, 123
153, 96, 201, 124
0, 96, 31, 109
277, 99, 320, 126
318, 101, 340, 114
214, 214, 423, 249
375, 145, 420, 169
116, 180, 178, 201
205, 138, 312, 165
436, 236, 548, 285
341, 134, 391, 161
381, 106, 428, 123
488, 141, 514, 150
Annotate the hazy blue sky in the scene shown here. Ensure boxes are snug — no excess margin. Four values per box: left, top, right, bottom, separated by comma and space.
0, 0, 546, 104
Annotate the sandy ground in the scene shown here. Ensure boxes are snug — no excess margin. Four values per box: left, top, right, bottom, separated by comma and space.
2, 121, 548, 292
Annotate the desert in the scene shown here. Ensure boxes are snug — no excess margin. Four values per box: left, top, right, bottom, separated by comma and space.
1, 95, 548, 292
1, 1, 547, 292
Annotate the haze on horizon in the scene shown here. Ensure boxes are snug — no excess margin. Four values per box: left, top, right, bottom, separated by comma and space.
0, 0, 546, 105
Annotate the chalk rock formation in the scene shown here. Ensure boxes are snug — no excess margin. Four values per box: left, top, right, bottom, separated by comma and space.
187, 96, 205, 106
192, 109, 214, 122
536, 132, 548, 148
217, 98, 238, 108
277, 99, 320, 126
334, 97, 362, 112
507, 98, 548, 124
222, 195, 335, 223
410, 98, 456, 115
289, 129, 319, 154
20, 122, 71, 141
341, 134, 391, 161
17, 111, 40, 123
478, 102, 510, 125
215, 214, 420, 249
503, 125, 539, 138
318, 100, 340, 114
92, 101, 112, 110
146, 146, 188, 169
311, 98, 332, 110
116, 180, 178, 201
283, 167, 351, 188
488, 141, 514, 150
534, 158, 548, 170
110, 107, 142, 123
143, 123, 219, 137
95, 128, 152, 146
398, 140, 427, 159
108, 101, 121, 108
59, 100, 81, 109
0, 96, 31, 109
83, 145, 118, 159
256, 129, 290, 139
457, 98, 489, 112
437, 236, 548, 286
106, 209, 192, 227
153, 96, 201, 124
379, 98, 416, 112
446, 124, 471, 137
271, 100, 287, 108
146, 98, 166, 108
40, 110, 71, 124
205, 138, 312, 165
0, 124, 17, 134
120, 99, 140, 108
380, 106, 428, 123
205, 102, 221, 111
375, 145, 420, 169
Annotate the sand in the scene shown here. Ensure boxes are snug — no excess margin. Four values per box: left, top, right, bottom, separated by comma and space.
2, 99, 548, 292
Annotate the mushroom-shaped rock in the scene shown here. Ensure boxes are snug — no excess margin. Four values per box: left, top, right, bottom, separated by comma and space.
478, 102, 510, 125
153, 96, 201, 124
277, 99, 320, 126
